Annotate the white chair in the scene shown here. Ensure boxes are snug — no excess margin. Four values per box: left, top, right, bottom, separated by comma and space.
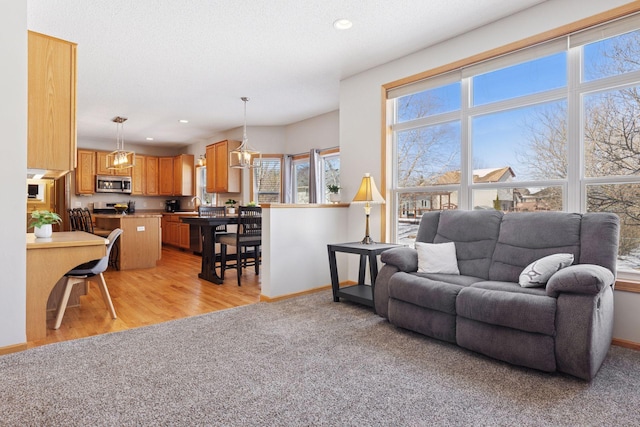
53, 228, 123, 330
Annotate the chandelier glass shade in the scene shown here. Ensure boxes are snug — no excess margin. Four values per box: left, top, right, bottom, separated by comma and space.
230, 97, 261, 169
107, 116, 135, 170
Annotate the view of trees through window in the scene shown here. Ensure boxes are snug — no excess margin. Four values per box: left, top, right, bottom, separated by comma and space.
390, 21, 640, 274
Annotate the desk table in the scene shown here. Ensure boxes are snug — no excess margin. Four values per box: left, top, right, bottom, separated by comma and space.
26, 231, 108, 341
180, 216, 237, 284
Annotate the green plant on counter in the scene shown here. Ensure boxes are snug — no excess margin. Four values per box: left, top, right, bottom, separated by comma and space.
225, 199, 237, 207
29, 210, 62, 228
327, 184, 340, 194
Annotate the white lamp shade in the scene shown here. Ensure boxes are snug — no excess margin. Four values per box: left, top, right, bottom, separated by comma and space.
352, 173, 385, 204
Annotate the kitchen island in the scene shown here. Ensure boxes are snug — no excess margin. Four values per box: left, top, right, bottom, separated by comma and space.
93, 213, 162, 270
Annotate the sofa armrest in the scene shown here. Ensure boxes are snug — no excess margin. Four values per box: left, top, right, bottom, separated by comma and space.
546, 264, 615, 297
380, 247, 418, 273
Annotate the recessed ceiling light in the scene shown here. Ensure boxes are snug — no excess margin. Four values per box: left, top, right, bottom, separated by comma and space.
146, 137, 154, 141
179, 119, 189, 123
333, 19, 353, 30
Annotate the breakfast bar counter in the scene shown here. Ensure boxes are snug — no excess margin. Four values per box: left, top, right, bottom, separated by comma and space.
26, 231, 107, 341
93, 214, 162, 270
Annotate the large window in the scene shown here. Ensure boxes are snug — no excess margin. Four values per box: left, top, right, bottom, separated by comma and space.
388, 15, 640, 277
251, 155, 282, 203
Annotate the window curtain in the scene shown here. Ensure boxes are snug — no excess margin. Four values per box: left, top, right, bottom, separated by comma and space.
283, 155, 293, 203
308, 149, 322, 203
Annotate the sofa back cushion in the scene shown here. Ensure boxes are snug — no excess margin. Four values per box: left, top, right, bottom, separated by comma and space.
417, 210, 503, 280
489, 212, 582, 283
579, 212, 619, 276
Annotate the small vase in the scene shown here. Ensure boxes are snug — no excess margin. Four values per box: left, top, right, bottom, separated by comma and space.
329, 193, 341, 203
227, 207, 236, 215
34, 224, 53, 238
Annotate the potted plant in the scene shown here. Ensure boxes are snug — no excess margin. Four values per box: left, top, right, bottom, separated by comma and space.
327, 184, 341, 203
225, 199, 238, 214
29, 210, 62, 238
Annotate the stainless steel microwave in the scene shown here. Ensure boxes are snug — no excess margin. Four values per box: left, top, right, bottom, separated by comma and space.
96, 175, 132, 193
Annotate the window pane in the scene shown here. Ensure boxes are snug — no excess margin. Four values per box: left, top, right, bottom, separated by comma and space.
397, 191, 459, 247
323, 155, 340, 203
294, 161, 309, 203
396, 82, 461, 123
584, 87, 640, 178
473, 52, 566, 105
472, 101, 567, 182
583, 30, 640, 82
587, 183, 640, 272
397, 122, 461, 187
254, 158, 281, 203
472, 186, 563, 212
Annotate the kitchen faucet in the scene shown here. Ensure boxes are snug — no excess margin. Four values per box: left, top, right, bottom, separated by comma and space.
191, 196, 204, 207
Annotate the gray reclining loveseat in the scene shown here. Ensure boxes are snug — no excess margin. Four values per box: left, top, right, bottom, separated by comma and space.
375, 210, 620, 380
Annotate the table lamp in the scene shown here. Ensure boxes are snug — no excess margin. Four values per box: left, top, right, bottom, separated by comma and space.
352, 173, 385, 244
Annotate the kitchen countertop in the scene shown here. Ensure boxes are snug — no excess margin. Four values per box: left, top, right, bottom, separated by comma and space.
93, 213, 163, 218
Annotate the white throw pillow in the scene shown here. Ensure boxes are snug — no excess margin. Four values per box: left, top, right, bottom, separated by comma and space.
518, 253, 574, 288
416, 242, 460, 275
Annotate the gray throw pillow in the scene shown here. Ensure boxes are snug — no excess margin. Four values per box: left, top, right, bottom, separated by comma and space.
518, 253, 574, 288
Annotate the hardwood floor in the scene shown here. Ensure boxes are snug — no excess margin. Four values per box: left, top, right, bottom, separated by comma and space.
27, 246, 261, 349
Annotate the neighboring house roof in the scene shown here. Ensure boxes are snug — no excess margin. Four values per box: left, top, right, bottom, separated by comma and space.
436, 167, 515, 185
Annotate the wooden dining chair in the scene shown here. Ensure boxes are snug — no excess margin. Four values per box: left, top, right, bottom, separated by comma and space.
219, 206, 262, 286
53, 228, 123, 329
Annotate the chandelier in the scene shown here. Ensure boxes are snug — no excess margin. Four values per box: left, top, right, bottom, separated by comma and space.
107, 116, 135, 170
230, 97, 261, 169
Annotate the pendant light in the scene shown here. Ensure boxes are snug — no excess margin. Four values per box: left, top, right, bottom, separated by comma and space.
107, 116, 135, 170
230, 97, 261, 169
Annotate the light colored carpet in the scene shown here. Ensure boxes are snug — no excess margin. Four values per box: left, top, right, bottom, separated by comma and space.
1, 290, 639, 426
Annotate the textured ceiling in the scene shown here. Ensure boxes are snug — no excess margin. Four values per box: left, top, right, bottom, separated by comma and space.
27, 0, 546, 148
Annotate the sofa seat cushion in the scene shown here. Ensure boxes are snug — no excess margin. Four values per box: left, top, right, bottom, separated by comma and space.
470, 280, 548, 297
456, 286, 557, 335
389, 272, 478, 315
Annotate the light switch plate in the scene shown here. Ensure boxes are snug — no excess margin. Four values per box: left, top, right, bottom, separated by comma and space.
137, 226, 145, 231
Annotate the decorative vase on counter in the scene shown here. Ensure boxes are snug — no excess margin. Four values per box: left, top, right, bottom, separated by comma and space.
34, 224, 52, 238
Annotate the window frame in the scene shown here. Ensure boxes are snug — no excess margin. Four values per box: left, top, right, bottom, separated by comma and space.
384, 9, 640, 286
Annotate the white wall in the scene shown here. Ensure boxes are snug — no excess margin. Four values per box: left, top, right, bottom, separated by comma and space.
339, 0, 637, 342
261, 206, 348, 298
0, 0, 27, 347
284, 110, 339, 154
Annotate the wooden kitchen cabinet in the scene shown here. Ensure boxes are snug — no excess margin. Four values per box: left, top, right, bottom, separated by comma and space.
28, 31, 77, 175
96, 151, 131, 177
75, 149, 95, 194
131, 155, 145, 195
159, 157, 175, 195
206, 140, 241, 193
159, 154, 194, 196
161, 214, 192, 249
145, 156, 159, 196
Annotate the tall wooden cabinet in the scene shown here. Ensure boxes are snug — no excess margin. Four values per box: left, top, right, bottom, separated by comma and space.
75, 150, 95, 195
28, 31, 77, 174
131, 155, 146, 195
206, 140, 241, 193
145, 156, 159, 195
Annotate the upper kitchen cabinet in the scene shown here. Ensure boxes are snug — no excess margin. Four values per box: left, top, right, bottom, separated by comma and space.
96, 151, 132, 177
145, 156, 159, 196
75, 149, 95, 195
159, 154, 194, 196
28, 31, 77, 176
131, 155, 146, 195
206, 140, 240, 193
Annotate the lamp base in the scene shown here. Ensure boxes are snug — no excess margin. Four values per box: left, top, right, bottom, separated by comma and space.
360, 235, 376, 245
